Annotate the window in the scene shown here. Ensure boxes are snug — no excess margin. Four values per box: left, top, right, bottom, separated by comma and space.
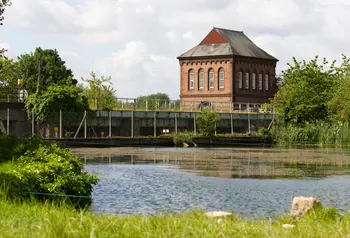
238, 72, 243, 89
245, 72, 250, 89
189, 70, 194, 90
209, 70, 214, 89
198, 70, 204, 89
258, 74, 263, 90
252, 73, 256, 90
219, 69, 224, 89
265, 74, 269, 91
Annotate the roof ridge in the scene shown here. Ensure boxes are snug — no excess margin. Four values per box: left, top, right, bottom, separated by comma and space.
214, 27, 243, 34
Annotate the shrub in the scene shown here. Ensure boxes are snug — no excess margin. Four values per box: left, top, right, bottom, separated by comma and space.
173, 132, 195, 146
196, 109, 220, 137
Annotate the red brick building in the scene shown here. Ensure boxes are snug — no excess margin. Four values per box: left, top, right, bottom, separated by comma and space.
177, 27, 278, 108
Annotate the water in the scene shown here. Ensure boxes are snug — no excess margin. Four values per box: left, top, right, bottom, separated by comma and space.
78, 147, 350, 218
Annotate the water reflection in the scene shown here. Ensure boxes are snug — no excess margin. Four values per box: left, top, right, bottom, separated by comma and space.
74, 147, 350, 217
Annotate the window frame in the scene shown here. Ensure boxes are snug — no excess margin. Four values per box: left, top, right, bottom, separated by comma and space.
258, 73, 263, 91
252, 73, 256, 90
189, 71, 195, 90
219, 69, 225, 89
198, 70, 204, 89
209, 70, 214, 89
265, 74, 269, 91
238, 72, 243, 89
245, 72, 250, 89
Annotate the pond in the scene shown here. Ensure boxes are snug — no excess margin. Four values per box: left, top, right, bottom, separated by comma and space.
72, 147, 350, 218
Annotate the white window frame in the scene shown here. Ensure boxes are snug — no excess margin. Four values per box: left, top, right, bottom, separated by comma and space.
245, 72, 250, 89
209, 71, 214, 89
238, 72, 243, 89
265, 74, 269, 91
219, 70, 224, 89
189, 71, 194, 90
258, 73, 263, 90
199, 71, 204, 89
252, 73, 256, 90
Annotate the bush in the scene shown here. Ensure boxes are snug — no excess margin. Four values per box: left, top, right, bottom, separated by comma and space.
173, 132, 195, 146
0, 136, 98, 204
196, 109, 220, 137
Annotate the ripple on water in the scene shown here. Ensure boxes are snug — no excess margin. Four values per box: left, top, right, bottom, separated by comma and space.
85, 163, 350, 218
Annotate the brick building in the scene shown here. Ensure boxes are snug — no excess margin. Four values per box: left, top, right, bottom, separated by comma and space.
177, 27, 278, 109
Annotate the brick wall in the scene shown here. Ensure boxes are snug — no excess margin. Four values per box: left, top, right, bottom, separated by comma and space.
233, 57, 277, 103
179, 57, 233, 101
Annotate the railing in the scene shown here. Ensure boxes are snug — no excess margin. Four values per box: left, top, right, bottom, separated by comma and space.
0, 90, 273, 113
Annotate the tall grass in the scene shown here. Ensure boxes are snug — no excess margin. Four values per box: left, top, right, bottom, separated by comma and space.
272, 122, 350, 146
0, 197, 348, 238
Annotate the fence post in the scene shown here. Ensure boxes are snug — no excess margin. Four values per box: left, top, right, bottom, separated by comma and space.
59, 110, 62, 139
153, 111, 157, 137
131, 111, 134, 138
193, 112, 196, 135
175, 112, 178, 134
109, 110, 112, 138
248, 110, 251, 134
31, 111, 35, 136
6, 108, 10, 135
84, 110, 87, 138
231, 113, 233, 135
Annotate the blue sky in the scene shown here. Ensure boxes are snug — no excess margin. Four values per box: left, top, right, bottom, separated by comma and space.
1, 0, 349, 99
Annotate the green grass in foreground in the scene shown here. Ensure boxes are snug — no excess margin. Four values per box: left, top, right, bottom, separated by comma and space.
0, 199, 349, 238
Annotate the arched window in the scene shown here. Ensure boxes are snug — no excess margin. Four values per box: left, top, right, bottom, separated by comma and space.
238, 72, 243, 89
265, 73, 269, 91
198, 70, 204, 89
252, 73, 256, 90
188, 69, 194, 90
258, 73, 263, 90
219, 68, 225, 89
208, 69, 214, 89
245, 72, 250, 89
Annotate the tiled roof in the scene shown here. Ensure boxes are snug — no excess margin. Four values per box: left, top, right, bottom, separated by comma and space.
178, 27, 278, 61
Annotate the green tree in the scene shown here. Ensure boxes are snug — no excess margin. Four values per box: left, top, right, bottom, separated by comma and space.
0, 56, 18, 101
82, 72, 117, 110
25, 85, 88, 122
328, 59, 350, 122
17, 47, 77, 95
0, 0, 11, 55
196, 109, 220, 137
136, 93, 170, 110
272, 56, 347, 124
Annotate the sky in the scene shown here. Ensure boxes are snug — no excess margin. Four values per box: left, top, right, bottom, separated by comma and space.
1, 0, 349, 99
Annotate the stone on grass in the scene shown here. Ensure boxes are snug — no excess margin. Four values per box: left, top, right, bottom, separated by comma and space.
282, 224, 296, 229
205, 211, 232, 218
290, 196, 322, 218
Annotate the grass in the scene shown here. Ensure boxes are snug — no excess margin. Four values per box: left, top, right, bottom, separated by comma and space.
0, 198, 349, 238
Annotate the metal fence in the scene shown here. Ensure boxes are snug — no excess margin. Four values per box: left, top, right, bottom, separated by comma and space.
0, 108, 274, 139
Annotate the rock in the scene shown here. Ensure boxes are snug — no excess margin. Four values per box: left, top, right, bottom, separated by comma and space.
282, 224, 296, 229
205, 211, 232, 218
290, 196, 322, 218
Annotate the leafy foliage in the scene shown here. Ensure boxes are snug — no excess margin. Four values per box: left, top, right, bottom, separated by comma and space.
25, 85, 89, 121
196, 109, 220, 137
272, 55, 350, 124
0, 56, 19, 101
136, 93, 170, 110
17, 47, 77, 95
173, 132, 195, 146
0, 136, 98, 201
82, 72, 117, 110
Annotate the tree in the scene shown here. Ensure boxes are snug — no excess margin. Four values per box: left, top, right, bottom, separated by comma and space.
136, 93, 170, 110
0, 0, 11, 55
272, 56, 347, 124
17, 47, 77, 95
25, 85, 88, 122
82, 72, 117, 110
0, 56, 18, 101
196, 109, 220, 137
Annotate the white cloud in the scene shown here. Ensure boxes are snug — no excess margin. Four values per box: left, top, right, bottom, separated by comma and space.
2, 0, 350, 98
